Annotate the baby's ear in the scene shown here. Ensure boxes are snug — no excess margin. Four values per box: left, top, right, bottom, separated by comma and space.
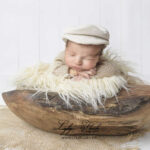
102, 44, 106, 49
100, 49, 104, 56
100, 45, 106, 55
66, 40, 69, 47
100, 50, 103, 56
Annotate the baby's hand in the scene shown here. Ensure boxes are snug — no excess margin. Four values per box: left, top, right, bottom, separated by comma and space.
78, 68, 97, 79
87, 68, 97, 76
69, 68, 97, 80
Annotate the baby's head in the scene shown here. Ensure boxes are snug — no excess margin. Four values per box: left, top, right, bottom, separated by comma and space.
65, 40, 105, 71
62, 25, 109, 71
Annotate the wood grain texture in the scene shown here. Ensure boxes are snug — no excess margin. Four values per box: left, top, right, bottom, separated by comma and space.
2, 84, 150, 136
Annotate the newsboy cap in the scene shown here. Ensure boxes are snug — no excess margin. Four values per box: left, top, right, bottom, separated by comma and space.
62, 24, 109, 45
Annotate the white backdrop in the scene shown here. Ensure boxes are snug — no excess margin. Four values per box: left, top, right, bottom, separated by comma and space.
0, 0, 150, 99
0, 0, 150, 104
0, 0, 150, 149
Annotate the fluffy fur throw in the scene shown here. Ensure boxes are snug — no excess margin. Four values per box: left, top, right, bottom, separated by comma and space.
13, 49, 145, 110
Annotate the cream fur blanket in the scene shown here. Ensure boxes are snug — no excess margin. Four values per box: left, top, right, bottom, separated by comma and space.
0, 105, 149, 150
13, 49, 145, 110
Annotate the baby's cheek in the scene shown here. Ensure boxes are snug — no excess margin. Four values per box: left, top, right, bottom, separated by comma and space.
83, 61, 97, 69
65, 56, 73, 67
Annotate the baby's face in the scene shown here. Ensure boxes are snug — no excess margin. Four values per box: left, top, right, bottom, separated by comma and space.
65, 41, 104, 71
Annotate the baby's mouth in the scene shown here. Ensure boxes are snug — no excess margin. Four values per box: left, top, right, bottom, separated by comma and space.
72, 66, 82, 71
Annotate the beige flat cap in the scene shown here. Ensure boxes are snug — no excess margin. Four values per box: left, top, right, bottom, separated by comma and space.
62, 24, 109, 45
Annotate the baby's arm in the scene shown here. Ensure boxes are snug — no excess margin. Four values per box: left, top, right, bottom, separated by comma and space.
69, 68, 97, 80
94, 61, 121, 78
52, 51, 69, 76
70, 61, 121, 80
78, 68, 96, 79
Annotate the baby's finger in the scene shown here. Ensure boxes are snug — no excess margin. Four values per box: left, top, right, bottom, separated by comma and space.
91, 70, 96, 75
91, 68, 96, 71
86, 70, 96, 75
79, 72, 91, 79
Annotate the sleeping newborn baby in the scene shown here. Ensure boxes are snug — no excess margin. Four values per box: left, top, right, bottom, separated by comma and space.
52, 25, 121, 81
65, 40, 104, 80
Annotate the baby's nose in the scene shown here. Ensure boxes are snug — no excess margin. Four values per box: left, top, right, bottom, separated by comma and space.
75, 58, 82, 65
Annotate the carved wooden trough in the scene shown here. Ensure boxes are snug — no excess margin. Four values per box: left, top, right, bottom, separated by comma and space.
2, 84, 150, 136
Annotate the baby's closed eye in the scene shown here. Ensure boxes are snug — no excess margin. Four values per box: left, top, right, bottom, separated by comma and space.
85, 56, 98, 60
69, 53, 76, 56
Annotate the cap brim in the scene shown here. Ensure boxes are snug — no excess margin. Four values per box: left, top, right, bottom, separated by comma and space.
62, 34, 109, 45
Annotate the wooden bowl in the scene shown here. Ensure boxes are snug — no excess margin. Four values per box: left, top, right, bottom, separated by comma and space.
2, 85, 150, 136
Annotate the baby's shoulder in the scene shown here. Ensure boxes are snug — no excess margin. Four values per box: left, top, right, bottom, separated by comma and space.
54, 50, 65, 61
96, 59, 121, 75
97, 59, 115, 69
